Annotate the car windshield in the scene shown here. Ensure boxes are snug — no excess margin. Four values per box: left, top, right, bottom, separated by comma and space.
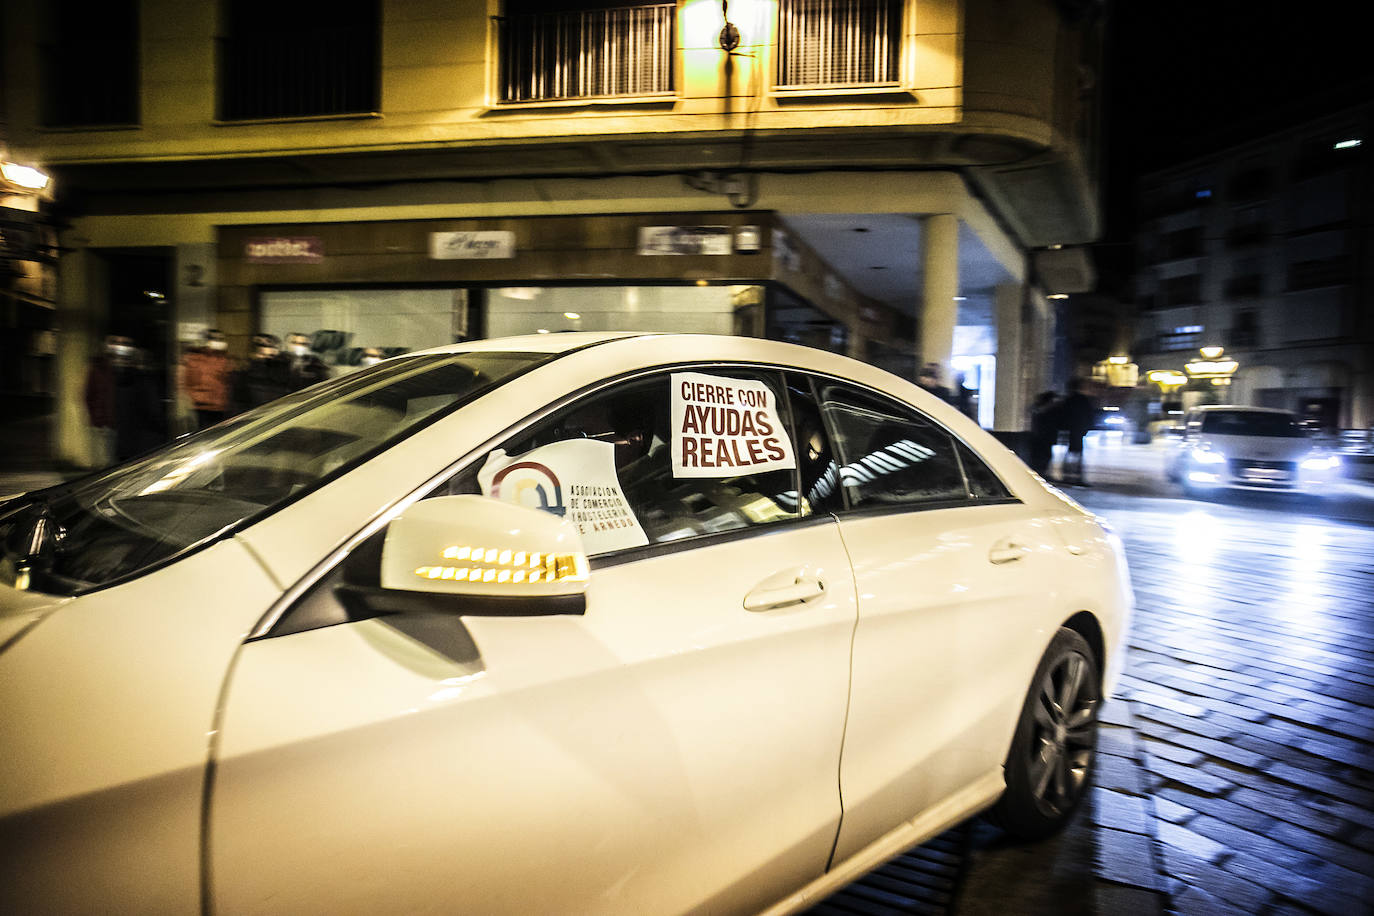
1200, 410, 1304, 438
0, 350, 551, 596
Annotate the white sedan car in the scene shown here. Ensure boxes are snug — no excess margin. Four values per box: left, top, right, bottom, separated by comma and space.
0, 333, 1131, 915
1166, 405, 1341, 495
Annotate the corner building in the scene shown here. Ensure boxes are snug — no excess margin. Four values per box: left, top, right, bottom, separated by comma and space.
2, 0, 1103, 467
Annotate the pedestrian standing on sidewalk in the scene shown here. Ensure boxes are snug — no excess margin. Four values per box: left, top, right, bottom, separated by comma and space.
84, 333, 131, 466
1027, 390, 1060, 478
284, 332, 331, 393
180, 328, 233, 430
1059, 377, 1100, 486
232, 334, 292, 412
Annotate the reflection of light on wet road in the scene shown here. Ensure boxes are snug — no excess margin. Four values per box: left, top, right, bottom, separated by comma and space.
1168, 509, 1223, 627
1281, 523, 1331, 631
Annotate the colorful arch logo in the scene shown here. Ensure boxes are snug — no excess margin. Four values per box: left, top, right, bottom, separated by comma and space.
489, 461, 566, 517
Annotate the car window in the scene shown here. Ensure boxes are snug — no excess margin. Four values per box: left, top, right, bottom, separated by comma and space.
439, 369, 806, 554
954, 439, 1013, 499
817, 382, 969, 508
782, 373, 845, 515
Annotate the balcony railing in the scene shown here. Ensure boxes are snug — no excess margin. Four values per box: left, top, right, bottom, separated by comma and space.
777, 0, 902, 88
497, 4, 675, 103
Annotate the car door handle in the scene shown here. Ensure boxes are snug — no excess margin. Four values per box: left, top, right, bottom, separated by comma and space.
743, 576, 826, 612
988, 538, 1031, 565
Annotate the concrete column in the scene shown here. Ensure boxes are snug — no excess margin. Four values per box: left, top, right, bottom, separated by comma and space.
919, 213, 958, 383
993, 282, 1025, 430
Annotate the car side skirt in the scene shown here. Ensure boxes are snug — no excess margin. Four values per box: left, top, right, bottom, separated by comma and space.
758, 768, 1005, 916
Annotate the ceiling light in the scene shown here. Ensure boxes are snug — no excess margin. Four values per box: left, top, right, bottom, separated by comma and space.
1, 162, 50, 190
563, 312, 580, 320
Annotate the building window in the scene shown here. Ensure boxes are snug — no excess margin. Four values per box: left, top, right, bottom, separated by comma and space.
1229, 311, 1259, 348
1160, 275, 1201, 309
218, 0, 379, 121
497, 2, 676, 103
777, 0, 902, 88
1159, 325, 1202, 351
40, 0, 139, 127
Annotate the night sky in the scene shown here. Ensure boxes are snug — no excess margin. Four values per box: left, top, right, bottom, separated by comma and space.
1097, 0, 1374, 293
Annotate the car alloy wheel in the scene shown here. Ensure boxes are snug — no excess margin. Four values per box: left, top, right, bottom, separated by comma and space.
988, 626, 1100, 839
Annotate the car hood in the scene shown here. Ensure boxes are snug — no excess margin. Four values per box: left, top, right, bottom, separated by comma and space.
0, 585, 70, 654
1198, 434, 1313, 461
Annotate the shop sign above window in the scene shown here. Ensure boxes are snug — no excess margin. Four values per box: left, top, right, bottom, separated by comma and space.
638, 226, 733, 256
430, 231, 516, 260
244, 237, 324, 263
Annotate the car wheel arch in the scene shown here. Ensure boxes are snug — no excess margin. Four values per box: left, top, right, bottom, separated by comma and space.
1061, 610, 1105, 689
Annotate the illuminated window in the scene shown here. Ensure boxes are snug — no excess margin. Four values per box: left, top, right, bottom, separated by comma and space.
777, 0, 902, 88
218, 0, 379, 120
497, 1, 676, 103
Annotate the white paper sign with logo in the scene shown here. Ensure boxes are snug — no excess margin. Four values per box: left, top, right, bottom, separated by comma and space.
478, 439, 649, 554
671, 372, 797, 478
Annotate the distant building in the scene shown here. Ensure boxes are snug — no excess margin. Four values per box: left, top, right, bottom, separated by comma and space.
4, 0, 1105, 466
1132, 102, 1373, 429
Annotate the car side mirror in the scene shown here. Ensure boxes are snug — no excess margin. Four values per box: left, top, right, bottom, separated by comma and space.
340, 495, 590, 617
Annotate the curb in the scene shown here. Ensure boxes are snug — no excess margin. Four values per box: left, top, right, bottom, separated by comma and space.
1091, 694, 1170, 915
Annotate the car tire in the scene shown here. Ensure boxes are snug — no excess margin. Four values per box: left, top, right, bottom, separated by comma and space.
987, 626, 1100, 841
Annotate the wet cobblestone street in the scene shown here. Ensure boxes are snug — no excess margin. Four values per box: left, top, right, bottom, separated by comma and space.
1083, 488, 1374, 915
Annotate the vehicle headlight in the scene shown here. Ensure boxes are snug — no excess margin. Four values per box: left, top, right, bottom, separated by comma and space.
1192, 449, 1226, 465
1301, 453, 1339, 471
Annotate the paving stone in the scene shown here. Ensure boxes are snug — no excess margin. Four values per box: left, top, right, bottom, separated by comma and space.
1171, 884, 1251, 915
1092, 787, 1150, 835
1095, 825, 1160, 891
1142, 757, 1234, 797
1154, 820, 1228, 864
1094, 751, 1144, 796
1150, 795, 1196, 825
1138, 736, 1205, 767
1265, 760, 1374, 808
1155, 850, 1271, 915
1226, 786, 1353, 840
1152, 787, 1277, 836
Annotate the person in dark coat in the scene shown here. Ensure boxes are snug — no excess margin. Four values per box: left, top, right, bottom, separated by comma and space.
85, 334, 164, 464
1027, 390, 1060, 478
1059, 377, 1100, 485
284, 332, 331, 392
233, 334, 292, 412
112, 348, 165, 461
917, 362, 952, 403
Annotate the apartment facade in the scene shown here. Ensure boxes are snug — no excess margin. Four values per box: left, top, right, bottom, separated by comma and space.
2, 0, 1104, 467
1132, 103, 1374, 429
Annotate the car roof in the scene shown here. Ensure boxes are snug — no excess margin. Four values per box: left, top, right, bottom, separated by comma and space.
1192, 405, 1295, 416
412, 331, 646, 355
